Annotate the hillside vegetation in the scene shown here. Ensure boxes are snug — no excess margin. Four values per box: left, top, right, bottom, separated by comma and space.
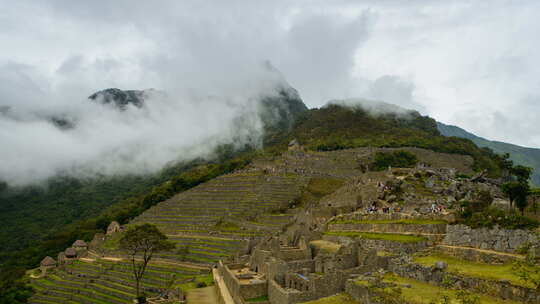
282, 104, 508, 177
438, 121, 540, 186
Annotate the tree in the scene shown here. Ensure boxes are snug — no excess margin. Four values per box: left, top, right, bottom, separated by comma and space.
515, 182, 531, 215
501, 182, 520, 207
511, 165, 533, 184
119, 224, 175, 302
502, 180, 530, 215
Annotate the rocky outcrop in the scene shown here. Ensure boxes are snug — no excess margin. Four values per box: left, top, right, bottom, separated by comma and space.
88, 88, 151, 109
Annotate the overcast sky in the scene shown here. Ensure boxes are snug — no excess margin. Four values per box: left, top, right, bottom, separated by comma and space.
1, 0, 540, 184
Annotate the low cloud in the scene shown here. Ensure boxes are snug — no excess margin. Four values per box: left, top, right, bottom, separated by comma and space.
2, 0, 540, 186
0, 62, 295, 186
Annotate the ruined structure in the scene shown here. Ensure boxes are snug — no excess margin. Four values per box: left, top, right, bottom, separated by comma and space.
106, 221, 122, 235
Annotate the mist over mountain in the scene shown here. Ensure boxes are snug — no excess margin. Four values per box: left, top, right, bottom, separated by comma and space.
88, 88, 151, 110
0, 64, 307, 187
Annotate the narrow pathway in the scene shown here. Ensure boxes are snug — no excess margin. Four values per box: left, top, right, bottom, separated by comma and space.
87, 251, 209, 270
186, 286, 218, 304
437, 244, 525, 259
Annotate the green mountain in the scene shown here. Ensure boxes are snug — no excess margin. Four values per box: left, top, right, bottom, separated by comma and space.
0, 100, 512, 303
437, 122, 540, 186
0, 85, 308, 288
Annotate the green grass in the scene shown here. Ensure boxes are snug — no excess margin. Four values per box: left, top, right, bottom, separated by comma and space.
300, 293, 360, 304
310, 240, 341, 253
307, 177, 345, 197
379, 273, 521, 304
176, 274, 214, 292
325, 231, 427, 243
102, 233, 122, 250
413, 253, 531, 288
246, 295, 269, 302
330, 219, 447, 225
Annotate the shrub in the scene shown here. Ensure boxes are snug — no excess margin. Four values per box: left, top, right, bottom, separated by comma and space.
456, 206, 539, 230
196, 281, 207, 288
372, 151, 418, 171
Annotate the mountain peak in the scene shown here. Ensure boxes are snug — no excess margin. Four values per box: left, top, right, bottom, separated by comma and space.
88, 88, 155, 110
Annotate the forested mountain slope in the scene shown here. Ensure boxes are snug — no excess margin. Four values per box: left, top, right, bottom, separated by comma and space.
438, 122, 540, 186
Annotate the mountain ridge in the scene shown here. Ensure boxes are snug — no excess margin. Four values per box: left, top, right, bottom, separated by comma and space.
437, 121, 540, 186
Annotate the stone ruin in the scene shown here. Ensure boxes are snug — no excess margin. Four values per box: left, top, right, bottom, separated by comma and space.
106, 220, 122, 235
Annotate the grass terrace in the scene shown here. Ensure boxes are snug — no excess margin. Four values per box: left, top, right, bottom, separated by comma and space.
300, 293, 360, 304
177, 274, 214, 292
325, 231, 427, 243
245, 295, 270, 302
413, 253, 530, 288
330, 219, 447, 225
28, 258, 211, 304
367, 273, 522, 304
310, 240, 341, 254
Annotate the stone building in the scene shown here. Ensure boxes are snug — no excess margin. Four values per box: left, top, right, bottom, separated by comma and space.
217, 235, 372, 304
288, 139, 303, 152
107, 221, 122, 235
72, 239, 88, 251
64, 247, 78, 260
39, 256, 56, 274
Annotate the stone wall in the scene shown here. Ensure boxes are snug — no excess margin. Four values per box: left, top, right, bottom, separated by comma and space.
250, 249, 272, 273
436, 245, 519, 264
268, 279, 313, 304
213, 268, 236, 304
219, 262, 268, 303
278, 248, 310, 262
345, 280, 383, 304
333, 212, 453, 223
328, 223, 446, 234
323, 235, 429, 255
443, 224, 536, 253
308, 271, 347, 300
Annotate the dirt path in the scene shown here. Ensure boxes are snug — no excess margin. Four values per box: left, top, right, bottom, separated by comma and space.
437, 244, 525, 259
87, 251, 209, 270
186, 286, 218, 304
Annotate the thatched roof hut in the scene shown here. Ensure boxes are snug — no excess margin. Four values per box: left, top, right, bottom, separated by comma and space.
72, 240, 88, 248
40, 256, 56, 267
65, 247, 77, 258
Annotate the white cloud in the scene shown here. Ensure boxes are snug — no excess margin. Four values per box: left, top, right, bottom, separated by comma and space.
1, 0, 539, 185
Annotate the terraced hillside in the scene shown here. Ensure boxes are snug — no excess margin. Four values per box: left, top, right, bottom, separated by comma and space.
28, 169, 307, 303
28, 258, 208, 304
27, 147, 484, 303
131, 170, 305, 237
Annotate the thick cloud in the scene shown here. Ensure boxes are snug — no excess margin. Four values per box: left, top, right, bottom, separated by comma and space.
1, 0, 539, 185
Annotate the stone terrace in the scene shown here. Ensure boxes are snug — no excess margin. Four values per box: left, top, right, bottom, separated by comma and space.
127, 170, 305, 265
28, 259, 207, 304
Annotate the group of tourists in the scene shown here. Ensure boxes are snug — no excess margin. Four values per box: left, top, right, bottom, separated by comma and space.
366, 202, 402, 214
431, 203, 445, 214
